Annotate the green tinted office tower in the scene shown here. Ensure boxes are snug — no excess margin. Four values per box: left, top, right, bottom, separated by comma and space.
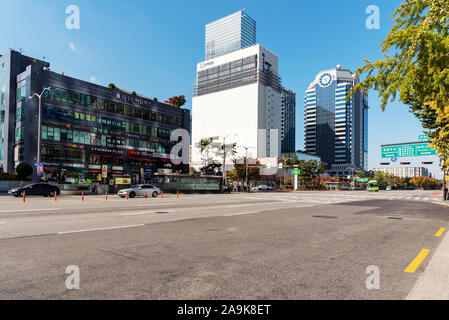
205, 10, 256, 61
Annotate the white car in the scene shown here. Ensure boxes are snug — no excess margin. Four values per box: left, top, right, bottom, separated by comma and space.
118, 184, 161, 198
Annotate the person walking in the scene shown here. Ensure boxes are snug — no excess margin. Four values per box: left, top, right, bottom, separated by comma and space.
444, 184, 448, 201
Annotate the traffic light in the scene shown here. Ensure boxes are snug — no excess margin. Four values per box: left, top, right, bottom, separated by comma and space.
422, 162, 433, 165
400, 162, 411, 165
380, 163, 390, 166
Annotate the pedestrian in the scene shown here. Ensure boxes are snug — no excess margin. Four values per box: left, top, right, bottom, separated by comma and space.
444, 184, 448, 201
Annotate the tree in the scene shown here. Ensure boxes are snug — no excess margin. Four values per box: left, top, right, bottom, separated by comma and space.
164, 95, 187, 108
153, 97, 158, 102
16, 162, 33, 180
352, 0, 449, 169
108, 83, 117, 89
233, 159, 261, 181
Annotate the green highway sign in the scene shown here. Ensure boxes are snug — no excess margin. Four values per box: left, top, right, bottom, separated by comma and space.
292, 169, 301, 175
381, 143, 436, 158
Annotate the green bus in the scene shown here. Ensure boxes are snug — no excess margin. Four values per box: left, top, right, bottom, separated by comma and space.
150, 174, 223, 193
367, 180, 379, 192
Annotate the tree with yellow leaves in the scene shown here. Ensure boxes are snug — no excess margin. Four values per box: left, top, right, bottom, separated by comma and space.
353, 0, 449, 173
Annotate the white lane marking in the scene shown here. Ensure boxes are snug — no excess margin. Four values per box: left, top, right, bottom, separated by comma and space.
121, 210, 176, 216
0, 208, 60, 213
0, 222, 5, 224
58, 224, 145, 234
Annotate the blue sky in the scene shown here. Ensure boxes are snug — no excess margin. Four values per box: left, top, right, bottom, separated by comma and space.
0, 0, 439, 175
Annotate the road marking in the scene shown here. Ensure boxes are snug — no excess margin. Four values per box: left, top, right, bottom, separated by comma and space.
435, 228, 446, 237
405, 249, 430, 274
0, 222, 5, 224
57, 224, 145, 235
0, 208, 60, 213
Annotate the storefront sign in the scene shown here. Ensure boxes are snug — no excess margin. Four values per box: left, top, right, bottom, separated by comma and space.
102, 165, 108, 178
116, 178, 132, 185
88, 146, 124, 155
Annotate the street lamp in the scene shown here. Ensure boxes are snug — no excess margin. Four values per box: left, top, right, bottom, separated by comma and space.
240, 146, 254, 192
30, 86, 51, 180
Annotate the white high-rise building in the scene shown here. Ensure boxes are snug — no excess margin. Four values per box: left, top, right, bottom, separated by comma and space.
205, 10, 256, 61
192, 44, 282, 165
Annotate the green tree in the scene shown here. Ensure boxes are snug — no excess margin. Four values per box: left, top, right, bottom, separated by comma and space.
16, 162, 33, 180
353, 0, 449, 169
108, 83, 117, 89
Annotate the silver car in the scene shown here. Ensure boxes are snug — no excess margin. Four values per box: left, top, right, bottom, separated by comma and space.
118, 184, 161, 198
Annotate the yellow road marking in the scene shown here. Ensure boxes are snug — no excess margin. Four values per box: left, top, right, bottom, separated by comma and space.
435, 228, 446, 237
405, 249, 430, 274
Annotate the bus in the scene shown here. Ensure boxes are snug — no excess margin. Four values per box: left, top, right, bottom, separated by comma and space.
367, 180, 379, 192
149, 174, 224, 193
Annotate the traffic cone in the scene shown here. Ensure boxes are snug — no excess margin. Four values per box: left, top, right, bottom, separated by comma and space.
82, 192, 84, 202
177, 191, 179, 200
54, 192, 57, 202
126, 193, 128, 200
161, 192, 164, 200
106, 192, 108, 201
23, 191, 26, 203
144, 192, 147, 200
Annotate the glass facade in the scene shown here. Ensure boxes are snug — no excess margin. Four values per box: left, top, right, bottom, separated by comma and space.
281, 88, 296, 154
304, 68, 368, 171
205, 10, 256, 60
0, 62, 6, 161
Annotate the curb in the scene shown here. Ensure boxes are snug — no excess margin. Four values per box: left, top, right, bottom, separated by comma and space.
407, 230, 449, 300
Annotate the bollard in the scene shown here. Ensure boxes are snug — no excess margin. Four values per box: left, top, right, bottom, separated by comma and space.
82, 192, 84, 202
177, 191, 179, 200
106, 192, 108, 201
161, 192, 164, 200
54, 192, 57, 202
126, 193, 128, 200
23, 191, 26, 203
144, 192, 147, 200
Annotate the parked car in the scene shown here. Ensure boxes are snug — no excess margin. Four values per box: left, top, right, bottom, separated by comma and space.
8, 183, 61, 197
258, 185, 274, 192
118, 184, 161, 198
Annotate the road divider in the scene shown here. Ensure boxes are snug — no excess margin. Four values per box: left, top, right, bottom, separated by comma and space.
0, 208, 61, 213
435, 228, 446, 237
405, 249, 430, 273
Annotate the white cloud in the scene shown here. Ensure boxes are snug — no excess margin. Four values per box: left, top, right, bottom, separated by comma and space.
69, 43, 76, 51
89, 76, 97, 83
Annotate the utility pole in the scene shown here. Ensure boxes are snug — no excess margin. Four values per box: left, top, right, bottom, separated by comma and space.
30, 86, 52, 180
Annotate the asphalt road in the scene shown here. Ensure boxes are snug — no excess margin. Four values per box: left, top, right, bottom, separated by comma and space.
0, 190, 448, 299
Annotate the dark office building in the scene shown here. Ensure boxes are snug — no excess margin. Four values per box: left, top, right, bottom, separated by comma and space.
280, 88, 296, 154
0, 49, 190, 182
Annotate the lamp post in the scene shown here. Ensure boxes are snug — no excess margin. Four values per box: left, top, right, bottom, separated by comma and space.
241, 146, 253, 192
30, 86, 51, 180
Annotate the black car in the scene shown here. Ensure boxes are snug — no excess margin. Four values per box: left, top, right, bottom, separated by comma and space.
8, 183, 61, 197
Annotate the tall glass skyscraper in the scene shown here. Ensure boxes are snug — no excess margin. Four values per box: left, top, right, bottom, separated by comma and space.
304, 65, 368, 175
205, 10, 256, 61
281, 88, 296, 154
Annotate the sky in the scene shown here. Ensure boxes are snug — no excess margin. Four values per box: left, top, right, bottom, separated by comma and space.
0, 0, 441, 177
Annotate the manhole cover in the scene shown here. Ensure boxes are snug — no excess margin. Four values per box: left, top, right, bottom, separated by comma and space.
312, 215, 338, 219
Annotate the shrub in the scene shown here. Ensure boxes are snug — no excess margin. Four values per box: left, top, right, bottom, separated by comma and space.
16, 162, 33, 180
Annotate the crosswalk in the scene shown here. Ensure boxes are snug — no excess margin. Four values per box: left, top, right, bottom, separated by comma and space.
245, 192, 442, 206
